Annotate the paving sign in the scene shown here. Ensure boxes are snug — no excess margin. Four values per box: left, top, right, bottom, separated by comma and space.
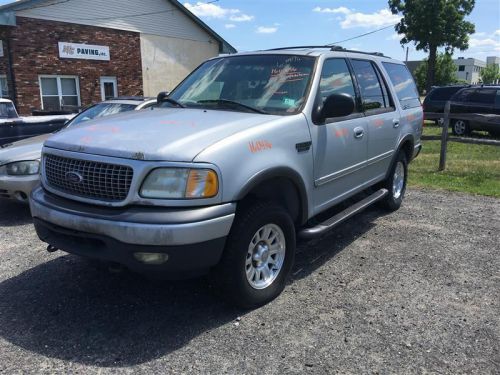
58, 42, 110, 61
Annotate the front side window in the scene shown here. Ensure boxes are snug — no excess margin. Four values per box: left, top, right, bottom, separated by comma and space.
39, 76, 80, 111
0, 101, 18, 119
350, 59, 389, 112
319, 58, 357, 106
382, 62, 420, 108
169, 54, 316, 115
468, 89, 496, 104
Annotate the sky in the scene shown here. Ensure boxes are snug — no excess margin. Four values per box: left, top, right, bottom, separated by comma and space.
0, 0, 498, 62
182, 0, 500, 61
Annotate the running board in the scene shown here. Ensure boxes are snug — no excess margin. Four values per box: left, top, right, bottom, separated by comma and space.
299, 188, 388, 239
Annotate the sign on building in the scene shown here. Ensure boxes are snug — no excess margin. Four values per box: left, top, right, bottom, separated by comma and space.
58, 42, 110, 61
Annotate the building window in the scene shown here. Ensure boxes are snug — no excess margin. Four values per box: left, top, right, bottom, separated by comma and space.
0, 75, 8, 98
100, 76, 118, 101
458, 65, 465, 72
39, 75, 80, 111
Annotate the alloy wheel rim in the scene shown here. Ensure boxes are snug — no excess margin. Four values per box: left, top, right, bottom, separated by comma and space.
393, 161, 405, 200
245, 223, 286, 290
454, 120, 466, 135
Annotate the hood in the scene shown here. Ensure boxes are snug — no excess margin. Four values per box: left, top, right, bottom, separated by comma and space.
0, 134, 49, 165
44, 108, 279, 161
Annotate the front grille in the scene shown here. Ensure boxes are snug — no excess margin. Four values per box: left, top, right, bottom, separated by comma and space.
44, 154, 133, 202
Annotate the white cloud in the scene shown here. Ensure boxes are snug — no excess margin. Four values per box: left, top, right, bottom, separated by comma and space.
313, 6, 351, 15
184, 2, 253, 22
256, 26, 278, 34
229, 14, 254, 22
469, 37, 500, 51
387, 33, 404, 41
313, 6, 401, 29
225, 24, 236, 29
493, 29, 500, 37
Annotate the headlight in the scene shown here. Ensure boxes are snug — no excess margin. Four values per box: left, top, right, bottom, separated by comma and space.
140, 168, 218, 199
6, 160, 40, 176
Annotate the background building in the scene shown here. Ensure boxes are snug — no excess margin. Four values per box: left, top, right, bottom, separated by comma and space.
406, 55, 499, 85
0, 0, 235, 115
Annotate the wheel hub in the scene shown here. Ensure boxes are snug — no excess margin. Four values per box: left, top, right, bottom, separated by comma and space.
252, 242, 270, 267
392, 161, 405, 199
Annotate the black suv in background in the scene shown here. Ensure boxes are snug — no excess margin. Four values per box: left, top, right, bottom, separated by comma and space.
449, 86, 500, 136
423, 85, 467, 125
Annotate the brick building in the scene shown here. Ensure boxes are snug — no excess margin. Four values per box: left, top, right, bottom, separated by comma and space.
0, 0, 235, 115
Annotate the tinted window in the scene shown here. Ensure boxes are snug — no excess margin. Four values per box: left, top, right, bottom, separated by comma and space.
495, 91, 500, 106
351, 59, 386, 111
429, 86, 464, 101
469, 89, 496, 104
453, 88, 475, 102
458, 65, 465, 71
382, 62, 420, 108
319, 58, 356, 105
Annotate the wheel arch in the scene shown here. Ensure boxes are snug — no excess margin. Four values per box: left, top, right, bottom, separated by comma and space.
235, 167, 309, 226
385, 135, 414, 180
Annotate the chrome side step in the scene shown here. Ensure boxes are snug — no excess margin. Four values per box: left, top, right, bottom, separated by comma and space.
299, 188, 388, 239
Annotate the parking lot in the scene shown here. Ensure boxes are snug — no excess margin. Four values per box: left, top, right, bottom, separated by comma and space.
0, 188, 498, 374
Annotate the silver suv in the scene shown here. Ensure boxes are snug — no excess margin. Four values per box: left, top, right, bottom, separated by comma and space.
30, 46, 422, 308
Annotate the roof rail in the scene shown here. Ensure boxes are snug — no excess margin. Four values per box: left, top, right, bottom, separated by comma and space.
266, 45, 389, 58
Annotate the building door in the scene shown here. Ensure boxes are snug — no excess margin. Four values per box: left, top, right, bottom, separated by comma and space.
100, 77, 117, 101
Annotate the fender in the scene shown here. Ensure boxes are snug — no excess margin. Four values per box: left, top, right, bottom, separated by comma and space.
236, 166, 309, 225
385, 134, 414, 179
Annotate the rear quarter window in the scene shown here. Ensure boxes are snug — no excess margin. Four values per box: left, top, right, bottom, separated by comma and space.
382, 62, 420, 109
429, 87, 464, 101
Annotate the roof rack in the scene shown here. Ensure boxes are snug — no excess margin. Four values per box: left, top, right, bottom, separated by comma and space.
266, 45, 388, 58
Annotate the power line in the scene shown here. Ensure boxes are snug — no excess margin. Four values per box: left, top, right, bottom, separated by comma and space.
328, 23, 398, 45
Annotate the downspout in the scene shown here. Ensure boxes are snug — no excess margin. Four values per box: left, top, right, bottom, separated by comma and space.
5, 32, 17, 108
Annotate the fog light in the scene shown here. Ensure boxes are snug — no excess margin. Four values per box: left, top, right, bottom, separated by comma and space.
134, 252, 169, 265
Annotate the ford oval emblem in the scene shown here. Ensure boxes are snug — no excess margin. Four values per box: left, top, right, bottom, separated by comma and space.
65, 171, 83, 184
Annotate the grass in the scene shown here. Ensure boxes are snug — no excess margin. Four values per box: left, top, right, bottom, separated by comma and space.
408, 122, 500, 197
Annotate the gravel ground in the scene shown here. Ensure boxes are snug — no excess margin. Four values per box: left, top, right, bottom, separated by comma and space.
0, 188, 498, 374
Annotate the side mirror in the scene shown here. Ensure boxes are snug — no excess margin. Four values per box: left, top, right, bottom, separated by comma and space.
156, 91, 170, 104
320, 93, 355, 121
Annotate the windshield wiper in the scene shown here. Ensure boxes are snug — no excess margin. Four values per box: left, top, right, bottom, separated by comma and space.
161, 97, 185, 108
197, 99, 268, 114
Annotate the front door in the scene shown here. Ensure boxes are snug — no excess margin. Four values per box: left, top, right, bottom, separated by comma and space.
310, 58, 368, 212
100, 77, 117, 101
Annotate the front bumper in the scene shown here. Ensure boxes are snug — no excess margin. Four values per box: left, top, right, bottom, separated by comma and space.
0, 174, 40, 203
30, 187, 236, 276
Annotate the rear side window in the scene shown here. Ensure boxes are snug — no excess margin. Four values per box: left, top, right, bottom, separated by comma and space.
382, 62, 420, 109
469, 89, 496, 104
350, 59, 392, 112
453, 88, 475, 102
429, 87, 464, 101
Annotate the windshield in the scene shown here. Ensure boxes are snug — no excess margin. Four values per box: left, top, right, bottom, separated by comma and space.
168, 54, 316, 115
0, 102, 18, 119
67, 103, 137, 127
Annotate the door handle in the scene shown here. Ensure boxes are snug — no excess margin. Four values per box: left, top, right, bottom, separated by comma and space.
353, 127, 364, 139
393, 119, 400, 128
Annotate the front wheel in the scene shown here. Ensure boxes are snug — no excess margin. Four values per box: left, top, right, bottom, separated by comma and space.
212, 201, 296, 308
380, 152, 408, 211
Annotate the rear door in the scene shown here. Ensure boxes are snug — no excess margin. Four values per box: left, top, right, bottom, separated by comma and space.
310, 58, 369, 211
349, 59, 400, 179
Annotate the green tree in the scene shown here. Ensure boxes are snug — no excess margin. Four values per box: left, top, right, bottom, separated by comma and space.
480, 64, 500, 84
414, 53, 458, 93
389, 0, 475, 91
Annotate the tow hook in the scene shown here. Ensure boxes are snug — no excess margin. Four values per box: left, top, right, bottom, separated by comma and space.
47, 245, 58, 253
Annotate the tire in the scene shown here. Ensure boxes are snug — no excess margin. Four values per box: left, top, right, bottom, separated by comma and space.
380, 151, 408, 211
212, 201, 296, 309
435, 118, 444, 126
452, 119, 470, 136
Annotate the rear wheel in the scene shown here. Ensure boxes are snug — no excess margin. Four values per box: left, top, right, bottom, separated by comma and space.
452, 119, 470, 136
212, 201, 295, 308
380, 152, 408, 211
